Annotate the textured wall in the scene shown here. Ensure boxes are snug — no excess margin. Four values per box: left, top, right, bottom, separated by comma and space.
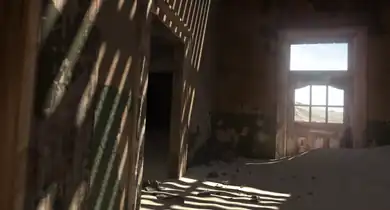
30, 0, 144, 209
186, 4, 217, 165
209, 0, 278, 160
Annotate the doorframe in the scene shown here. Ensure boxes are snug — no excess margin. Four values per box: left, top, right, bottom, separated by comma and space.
276, 27, 368, 157
150, 13, 189, 179
168, 42, 187, 178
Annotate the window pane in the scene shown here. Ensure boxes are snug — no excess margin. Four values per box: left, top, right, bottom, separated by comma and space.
328, 86, 344, 106
294, 106, 310, 122
328, 107, 344, 124
290, 43, 348, 71
295, 86, 310, 105
311, 106, 326, 123
311, 85, 326, 105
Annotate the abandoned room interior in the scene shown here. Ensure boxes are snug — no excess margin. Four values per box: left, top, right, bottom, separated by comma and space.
3, 0, 390, 209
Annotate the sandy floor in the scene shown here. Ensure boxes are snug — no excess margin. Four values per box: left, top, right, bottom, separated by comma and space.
141, 146, 390, 210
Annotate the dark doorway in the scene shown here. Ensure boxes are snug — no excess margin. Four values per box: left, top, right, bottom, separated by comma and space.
143, 72, 173, 180
143, 16, 183, 181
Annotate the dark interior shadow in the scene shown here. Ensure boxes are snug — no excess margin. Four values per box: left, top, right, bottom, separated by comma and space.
143, 15, 185, 182
143, 68, 174, 181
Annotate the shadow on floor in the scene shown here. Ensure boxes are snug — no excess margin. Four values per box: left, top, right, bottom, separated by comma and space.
140, 177, 290, 210
141, 147, 390, 210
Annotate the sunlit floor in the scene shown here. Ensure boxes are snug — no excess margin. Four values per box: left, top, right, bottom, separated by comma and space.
141, 146, 390, 210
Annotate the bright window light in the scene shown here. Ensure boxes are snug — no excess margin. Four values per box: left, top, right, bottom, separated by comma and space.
328, 86, 344, 106
290, 43, 348, 71
311, 85, 326, 105
294, 85, 344, 124
294, 86, 310, 105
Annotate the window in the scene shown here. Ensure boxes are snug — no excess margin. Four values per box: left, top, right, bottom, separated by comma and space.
294, 85, 344, 124
290, 43, 348, 71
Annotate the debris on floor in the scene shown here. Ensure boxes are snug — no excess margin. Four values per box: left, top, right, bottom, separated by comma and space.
142, 180, 162, 191
141, 147, 390, 210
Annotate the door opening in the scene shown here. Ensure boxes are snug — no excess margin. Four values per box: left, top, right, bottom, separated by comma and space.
277, 28, 368, 157
143, 16, 184, 181
288, 42, 349, 154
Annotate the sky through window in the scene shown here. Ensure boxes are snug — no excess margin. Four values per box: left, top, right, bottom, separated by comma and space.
291, 43, 347, 123
290, 43, 348, 71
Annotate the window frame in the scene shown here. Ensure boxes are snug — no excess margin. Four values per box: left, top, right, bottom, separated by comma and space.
294, 84, 344, 124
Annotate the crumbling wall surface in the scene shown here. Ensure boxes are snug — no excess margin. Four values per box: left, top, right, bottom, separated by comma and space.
208, 0, 278, 160
212, 113, 276, 159
29, 0, 100, 209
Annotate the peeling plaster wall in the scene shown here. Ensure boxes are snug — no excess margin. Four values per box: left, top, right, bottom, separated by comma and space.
211, 0, 278, 160
29, 0, 145, 209
212, 113, 276, 158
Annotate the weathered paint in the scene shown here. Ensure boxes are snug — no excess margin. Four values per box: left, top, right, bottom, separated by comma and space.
212, 113, 276, 158
189, 112, 276, 165
29, 0, 136, 209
